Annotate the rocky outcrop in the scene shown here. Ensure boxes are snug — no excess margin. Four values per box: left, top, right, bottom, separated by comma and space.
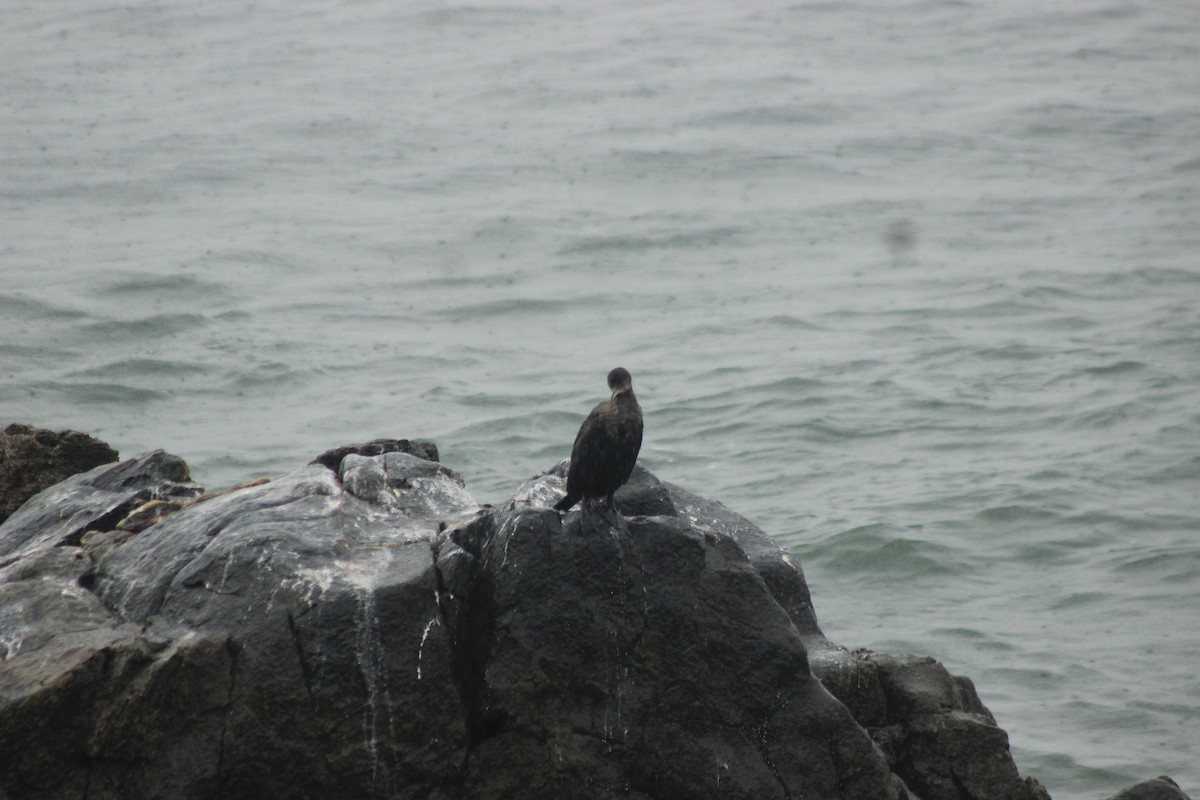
460, 470, 906, 799
0, 423, 119, 524
1103, 778, 1193, 800
0, 440, 1191, 800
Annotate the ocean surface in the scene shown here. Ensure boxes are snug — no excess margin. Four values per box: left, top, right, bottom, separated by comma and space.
3, 1, 1198, 796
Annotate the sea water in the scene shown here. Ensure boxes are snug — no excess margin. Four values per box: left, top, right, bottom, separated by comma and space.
3, 2, 1198, 797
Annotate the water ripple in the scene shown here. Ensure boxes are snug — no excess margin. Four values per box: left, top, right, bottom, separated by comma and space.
76, 313, 209, 341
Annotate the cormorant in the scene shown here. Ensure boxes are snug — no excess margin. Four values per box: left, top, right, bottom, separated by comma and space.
554, 367, 643, 515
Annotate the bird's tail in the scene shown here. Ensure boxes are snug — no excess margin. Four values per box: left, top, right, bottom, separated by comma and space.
553, 492, 579, 512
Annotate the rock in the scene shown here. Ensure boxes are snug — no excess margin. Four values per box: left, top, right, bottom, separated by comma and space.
0, 423, 119, 524
115, 498, 189, 533
662, 480, 820, 642
2, 448, 479, 799
0, 444, 1190, 799
310, 437, 440, 471
1104, 777, 1193, 800
0, 449, 202, 558
807, 649, 1052, 800
452, 500, 904, 799
97, 456, 478, 799
509, 463, 676, 518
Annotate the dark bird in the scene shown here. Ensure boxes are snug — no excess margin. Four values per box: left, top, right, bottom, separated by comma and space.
554, 367, 643, 516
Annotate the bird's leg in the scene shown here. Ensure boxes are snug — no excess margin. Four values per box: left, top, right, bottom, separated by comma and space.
580, 497, 597, 530
604, 493, 619, 527
585, 498, 608, 534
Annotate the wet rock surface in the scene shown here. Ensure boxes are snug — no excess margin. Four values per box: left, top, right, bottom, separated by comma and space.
456, 492, 904, 799
0, 444, 1191, 800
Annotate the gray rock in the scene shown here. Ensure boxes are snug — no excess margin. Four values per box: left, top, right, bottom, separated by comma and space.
94, 460, 477, 799
0, 423, 119, 525
663, 480, 820, 642
805, 649, 1053, 800
0, 444, 1190, 800
310, 437, 440, 472
0, 449, 201, 560
452, 499, 904, 799
1104, 777, 1192, 800
2, 448, 476, 799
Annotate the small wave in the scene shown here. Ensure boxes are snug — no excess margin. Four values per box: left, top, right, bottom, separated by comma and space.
693, 365, 752, 381
680, 321, 736, 338
907, 396, 991, 415
1060, 510, 1180, 534
1173, 155, 1200, 174
1013, 101, 1111, 138
1057, 401, 1141, 430
690, 102, 844, 128
975, 504, 1060, 523
454, 390, 557, 410
692, 419, 756, 439
1017, 749, 1134, 796
987, 665, 1069, 694
1047, 591, 1108, 611
972, 343, 1054, 362
1010, 539, 1097, 566
0, 342, 79, 362
100, 274, 228, 298
1040, 314, 1099, 331
395, 273, 509, 291
757, 314, 824, 331
743, 375, 827, 395
655, 380, 755, 413
558, 226, 742, 255
806, 524, 962, 579
749, 394, 832, 416
67, 358, 204, 381
1017, 283, 1090, 303
1145, 455, 1200, 483
929, 626, 1017, 652
1069, 46, 1129, 61
433, 297, 562, 322
0, 292, 89, 322
66, 382, 169, 405
1105, 265, 1200, 288
793, 418, 903, 443
222, 362, 308, 392
1112, 549, 1200, 582
78, 313, 209, 340
409, 5, 545, 27
1080, 360, 1147, 377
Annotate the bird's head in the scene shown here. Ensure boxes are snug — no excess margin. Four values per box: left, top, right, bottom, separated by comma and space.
607, 367, 633, 397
